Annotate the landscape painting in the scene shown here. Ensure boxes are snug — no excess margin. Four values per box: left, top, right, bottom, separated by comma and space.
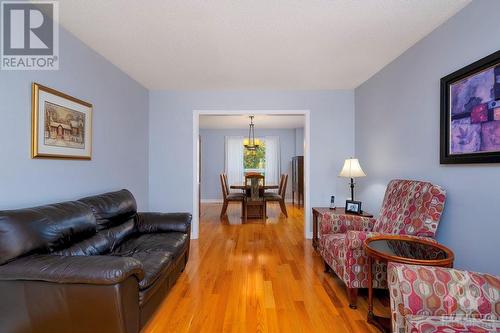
440, 51, 500, 164
32, 83, 93, 159
44, 102, 86, 149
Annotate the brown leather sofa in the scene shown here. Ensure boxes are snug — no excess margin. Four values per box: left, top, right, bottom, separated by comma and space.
0, 189, 191, 333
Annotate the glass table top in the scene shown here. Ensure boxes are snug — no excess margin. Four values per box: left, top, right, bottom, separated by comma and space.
366, 238, 450, 261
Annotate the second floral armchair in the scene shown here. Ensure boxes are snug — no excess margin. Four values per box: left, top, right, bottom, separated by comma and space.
388, 263, 499, 333
318, 179, 446, 308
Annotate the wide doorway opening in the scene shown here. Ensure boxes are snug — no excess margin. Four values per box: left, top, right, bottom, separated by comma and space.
192, 110, 310, 239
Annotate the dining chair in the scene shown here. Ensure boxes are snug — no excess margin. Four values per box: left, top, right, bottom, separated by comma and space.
245, 173, 265, 186
223, 173, 246, 197
220, 174, 245, 218
223, 174, 236, 195
264, 174, 288, 217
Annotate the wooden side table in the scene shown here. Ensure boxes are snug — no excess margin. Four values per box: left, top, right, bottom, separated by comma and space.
364, 235, 454, 332
312, 207, 373, 250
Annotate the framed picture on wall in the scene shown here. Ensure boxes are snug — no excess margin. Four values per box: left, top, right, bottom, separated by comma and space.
440, 50, 500, 164
32, 83, 92, 159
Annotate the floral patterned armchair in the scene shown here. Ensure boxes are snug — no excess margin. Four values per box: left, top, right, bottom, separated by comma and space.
388, 263, 500, 333
318, 179, 446, 308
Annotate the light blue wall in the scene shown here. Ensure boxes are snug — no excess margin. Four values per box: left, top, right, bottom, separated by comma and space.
0, 28, 149, 209
200, 128, 299, 200
295, 127, 304, 156
355, 0, 500, 274
149, 90, 355, 233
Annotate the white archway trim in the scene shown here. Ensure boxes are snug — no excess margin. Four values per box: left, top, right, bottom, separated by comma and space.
192, 109, 311, 240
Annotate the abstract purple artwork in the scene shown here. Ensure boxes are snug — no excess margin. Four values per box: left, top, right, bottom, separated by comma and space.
449, 64, 500, 155
481, 120, 500, 152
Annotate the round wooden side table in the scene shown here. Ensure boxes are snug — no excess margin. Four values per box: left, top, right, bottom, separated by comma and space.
364, 235, 454, 333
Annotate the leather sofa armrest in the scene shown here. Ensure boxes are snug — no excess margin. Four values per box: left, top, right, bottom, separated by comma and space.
136, 212, 192, 234
0, 254, 144, 285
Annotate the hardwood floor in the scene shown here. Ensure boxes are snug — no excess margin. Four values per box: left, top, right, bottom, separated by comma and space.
143, 203, 389, 332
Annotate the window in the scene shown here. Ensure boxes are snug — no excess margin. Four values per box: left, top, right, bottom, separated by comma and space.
243, 139, 265, 174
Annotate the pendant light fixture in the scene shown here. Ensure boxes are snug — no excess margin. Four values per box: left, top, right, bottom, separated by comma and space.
243, 115, 260, 150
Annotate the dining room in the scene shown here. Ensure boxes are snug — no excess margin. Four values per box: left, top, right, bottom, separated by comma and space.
198, 114, 305, 225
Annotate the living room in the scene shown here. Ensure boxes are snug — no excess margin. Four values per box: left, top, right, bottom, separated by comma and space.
0, 1, 498, 332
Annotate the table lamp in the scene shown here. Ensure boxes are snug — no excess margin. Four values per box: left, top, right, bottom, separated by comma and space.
339, 158, 366, 201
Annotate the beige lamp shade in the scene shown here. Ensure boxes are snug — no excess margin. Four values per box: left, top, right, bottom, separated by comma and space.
339, 158, 366, 178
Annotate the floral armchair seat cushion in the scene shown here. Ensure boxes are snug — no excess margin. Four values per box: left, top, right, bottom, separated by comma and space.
388, 263, 500, 333
318, 179, 446, 291
405, 315, 500, 333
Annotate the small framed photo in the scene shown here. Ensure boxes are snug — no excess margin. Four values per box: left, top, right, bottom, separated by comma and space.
345, 200, 362, 214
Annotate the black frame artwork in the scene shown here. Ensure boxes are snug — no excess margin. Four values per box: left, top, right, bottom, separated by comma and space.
440, 50, 500, 164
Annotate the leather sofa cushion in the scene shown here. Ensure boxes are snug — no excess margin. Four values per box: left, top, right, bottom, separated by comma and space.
138, 252, 184, 308
0, 201, 96, 265
119, 251, 173, 290
101, 219, 136, 252
114, 233, 188, 260
79, 189, 137, 230
56, 219, 136, 256
55, 232, 110, 256
112, 233, 188, 290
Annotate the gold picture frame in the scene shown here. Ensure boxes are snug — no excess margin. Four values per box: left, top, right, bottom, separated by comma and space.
32, 83, 93, 159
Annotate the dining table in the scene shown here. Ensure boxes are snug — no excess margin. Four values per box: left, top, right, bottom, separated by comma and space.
230, 184, 279, 220
230, 184, 279, 190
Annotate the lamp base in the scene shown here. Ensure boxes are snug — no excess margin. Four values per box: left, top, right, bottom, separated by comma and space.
350, 178, 355, 201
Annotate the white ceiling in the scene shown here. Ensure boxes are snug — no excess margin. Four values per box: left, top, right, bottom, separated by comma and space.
57, 0, 470, 90
199, 114, 304, 129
